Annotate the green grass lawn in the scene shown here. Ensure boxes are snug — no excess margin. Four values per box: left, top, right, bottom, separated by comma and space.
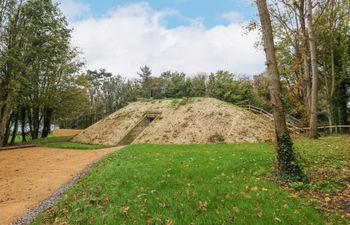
10, 133, 57, 144
9, 134, 105, 150
294, 136, 350, 193
42, 141, 105, 150
30, 136, 106, 150
32, 137, 350, 225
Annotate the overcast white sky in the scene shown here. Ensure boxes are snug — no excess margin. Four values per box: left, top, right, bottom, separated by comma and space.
58, 0, 265, 78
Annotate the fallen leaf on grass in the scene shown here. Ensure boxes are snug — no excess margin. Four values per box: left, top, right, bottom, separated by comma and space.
274, 217, 282, 223
103, 196, 110, 204
147, 217, 153, 225
232, 206, 240, 213
159, 202, 167, 208
241, 192, 252, 199
60, 207, 68, 215
255, 208, 263, 218
48, 206, 57, 214
198, 200, 208, 211
290, 193, 298, 198
88, 216, 94, 225
165, 219, 174, 225
56, 221, 69, 225
121, 205, 130, 214
137, 193, 146, 198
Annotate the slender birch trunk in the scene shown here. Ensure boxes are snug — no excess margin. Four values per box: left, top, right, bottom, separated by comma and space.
307, 0, 319, 138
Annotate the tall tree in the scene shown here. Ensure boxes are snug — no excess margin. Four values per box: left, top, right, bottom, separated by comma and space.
138, 65, 153, 98
256, 0, 305, 181
0, 0, 25, 146
307, 0, 319, 138
21, 0, 77, 139
0, 0, 84, 145
298, 0, 312, 120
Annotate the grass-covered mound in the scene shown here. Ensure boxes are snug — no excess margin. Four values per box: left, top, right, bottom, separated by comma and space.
32, 137, 349, 224
73, 98, 274, 146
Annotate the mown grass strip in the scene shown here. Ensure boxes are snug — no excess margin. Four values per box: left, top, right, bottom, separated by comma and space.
28, 135, 105, 150
32, 142, 348, 225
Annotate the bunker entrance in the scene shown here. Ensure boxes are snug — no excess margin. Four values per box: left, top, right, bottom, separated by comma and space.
117, 112, 160, 146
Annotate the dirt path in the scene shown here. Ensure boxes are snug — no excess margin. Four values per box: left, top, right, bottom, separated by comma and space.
0, 146, 120, 225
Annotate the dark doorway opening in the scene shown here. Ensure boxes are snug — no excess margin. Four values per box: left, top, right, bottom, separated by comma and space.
117, 112, 160, 146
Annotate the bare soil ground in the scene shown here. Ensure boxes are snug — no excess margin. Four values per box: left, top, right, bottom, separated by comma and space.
52, 129, 82, 136
73, 98, 274, 146
0, 147, 117, 225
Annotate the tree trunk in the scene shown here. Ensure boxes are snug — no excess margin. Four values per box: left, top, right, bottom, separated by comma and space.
3, 113, 13, 146
307, 0, 319, 138
0, 93, 13, 146
31, 106, 40, 139
0, 1, 23, 146
21, 107, 26, 142
256, 0, 305, 182
42, 107, 53, 138
323, 48, 335, 133
10, 111, 19, 145
298, 0, 311, 124
327, 28, 336, 132
27, 108, 33, 139
326, 98, 334, 133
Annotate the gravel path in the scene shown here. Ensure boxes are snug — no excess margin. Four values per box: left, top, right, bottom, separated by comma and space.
11, 157, 103, 225
0, 146, 122, 225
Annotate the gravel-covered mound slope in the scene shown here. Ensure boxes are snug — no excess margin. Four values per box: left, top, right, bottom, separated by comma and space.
72, 98, 274, 146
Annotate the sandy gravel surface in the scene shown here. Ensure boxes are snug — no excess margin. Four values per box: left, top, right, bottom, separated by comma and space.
0, 147, 118, 225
